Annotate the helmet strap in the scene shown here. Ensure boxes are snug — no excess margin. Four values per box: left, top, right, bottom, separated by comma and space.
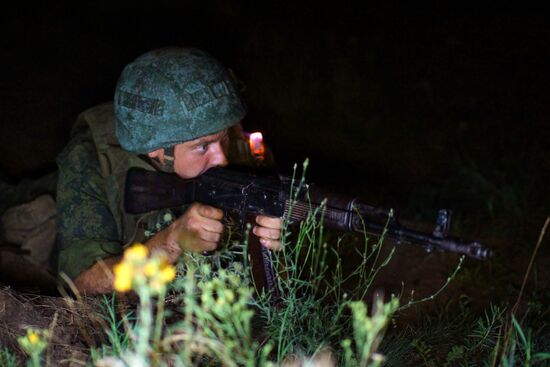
147, 146, 175, 173
163, 146, 176, 170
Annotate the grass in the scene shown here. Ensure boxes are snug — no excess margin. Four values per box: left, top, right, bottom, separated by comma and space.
89, 294, 135, 361
379, 297, 550, 366
0, 345, 18, 367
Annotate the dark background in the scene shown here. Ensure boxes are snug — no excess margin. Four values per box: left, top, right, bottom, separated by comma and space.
1, 3, 549, 291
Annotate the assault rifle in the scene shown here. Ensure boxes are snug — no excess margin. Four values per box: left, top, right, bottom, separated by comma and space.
124, 166, 491, 297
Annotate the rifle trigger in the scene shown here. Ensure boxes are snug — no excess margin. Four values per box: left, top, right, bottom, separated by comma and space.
433, 209, 452, 238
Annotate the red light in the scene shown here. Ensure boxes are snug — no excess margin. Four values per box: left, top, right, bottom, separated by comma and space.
249, 132, 265, 158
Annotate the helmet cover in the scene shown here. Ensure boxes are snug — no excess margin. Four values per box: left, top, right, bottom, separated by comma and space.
114, 47, 246, 153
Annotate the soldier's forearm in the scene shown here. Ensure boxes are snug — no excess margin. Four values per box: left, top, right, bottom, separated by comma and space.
73, 230, 183, 295
144, 226, 183, 264
73, 256, 121, 294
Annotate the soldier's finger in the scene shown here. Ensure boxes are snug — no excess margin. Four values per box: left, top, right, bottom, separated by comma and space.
198, 230, 221, 243
255, 215, 283, 229
195, 239, 218, 252
201, 219, 224, 234
197, 204, 224, 220
260, 238, 282, 251
253, 226, 281, 240
174, 228, 219, 252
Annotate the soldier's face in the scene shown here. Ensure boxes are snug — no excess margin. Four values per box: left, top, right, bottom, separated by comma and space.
171, 129, 230, 178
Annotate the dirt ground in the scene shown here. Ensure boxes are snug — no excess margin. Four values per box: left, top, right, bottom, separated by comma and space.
0, 285, 103, 366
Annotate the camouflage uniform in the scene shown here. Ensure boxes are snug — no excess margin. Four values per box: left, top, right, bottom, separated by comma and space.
53, 103, 178, 279
53, 102, 273, 280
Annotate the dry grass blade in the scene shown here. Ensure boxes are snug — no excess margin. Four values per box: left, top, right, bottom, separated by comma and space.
512, 216, 550, 315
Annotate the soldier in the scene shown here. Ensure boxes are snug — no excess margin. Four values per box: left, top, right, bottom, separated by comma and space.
52, 47, 282, 294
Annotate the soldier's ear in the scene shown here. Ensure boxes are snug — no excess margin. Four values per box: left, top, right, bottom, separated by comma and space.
147, 148, 165, 164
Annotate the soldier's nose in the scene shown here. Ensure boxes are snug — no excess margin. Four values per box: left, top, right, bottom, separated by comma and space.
210, 142, 228, 167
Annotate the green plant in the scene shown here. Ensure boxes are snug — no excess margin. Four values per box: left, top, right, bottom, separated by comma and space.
379, 298, 550, 367
248, 159, 398, 364
168, 260, 273, 366
488, 314, 550, 367
90, 294, 136, 363
17, 328, 49, 367
341, 298, 400, 367
0, 345, 18, 367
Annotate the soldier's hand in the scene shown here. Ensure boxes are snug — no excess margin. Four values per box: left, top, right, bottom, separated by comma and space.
169, 202, 224, 253
253, 215, 283, 250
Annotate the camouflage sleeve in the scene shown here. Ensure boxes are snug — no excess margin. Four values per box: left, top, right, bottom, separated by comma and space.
54, 130, 122, 279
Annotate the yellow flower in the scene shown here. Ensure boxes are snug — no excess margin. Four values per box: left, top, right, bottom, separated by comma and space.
114, 262, 134, 292
159, 264, 176, 283
28, 330, 39, 345
124, 243, 149, 262
18, 328, 48, 356
144, 260, 159, 277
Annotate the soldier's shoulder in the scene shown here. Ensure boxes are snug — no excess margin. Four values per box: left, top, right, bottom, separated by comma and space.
56, 128, 97, 172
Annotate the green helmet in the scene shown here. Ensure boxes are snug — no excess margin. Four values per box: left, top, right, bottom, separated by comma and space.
114, 47, 246, 154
